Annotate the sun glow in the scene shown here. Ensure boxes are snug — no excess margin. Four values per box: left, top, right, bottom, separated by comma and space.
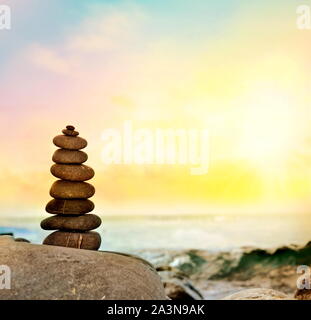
239, 87, 300, 166
0, 0, 310, 215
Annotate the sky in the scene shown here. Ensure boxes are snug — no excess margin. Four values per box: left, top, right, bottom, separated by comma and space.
0, 0, 310, 216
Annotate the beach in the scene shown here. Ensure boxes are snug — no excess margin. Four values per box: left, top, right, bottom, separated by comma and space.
1, 213, 309, 299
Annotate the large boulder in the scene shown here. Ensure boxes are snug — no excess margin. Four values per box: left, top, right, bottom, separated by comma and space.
0, 236, 166, 300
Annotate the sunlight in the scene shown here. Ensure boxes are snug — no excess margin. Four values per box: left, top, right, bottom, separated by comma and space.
239, 87, 297, 167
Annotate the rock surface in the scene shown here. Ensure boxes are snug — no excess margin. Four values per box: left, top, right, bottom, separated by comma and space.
156, 266, 204, 300
51, 164, 95, 181
294, 289, 311, 300
43, 231, 101, 250
136, 248, 301, 299
41, 214, 101, 231
53, 149, 88, 164
46, 199, 95, 215
222, 288, 292, 300
0, 236, 166, 300
50, 180, 95, 199
163, 279, 203, 300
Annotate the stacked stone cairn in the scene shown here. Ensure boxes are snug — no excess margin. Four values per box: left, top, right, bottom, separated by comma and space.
41, 125, 102, 250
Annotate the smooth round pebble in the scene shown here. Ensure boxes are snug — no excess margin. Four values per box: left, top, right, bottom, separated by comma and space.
50, 180, 95, 199
45, 199, 94, 215
53, 135, 87, 150
51, 164, 94, 181
41, 214, 101, 231
43, 231, 101, 250
52, 149, 88, 164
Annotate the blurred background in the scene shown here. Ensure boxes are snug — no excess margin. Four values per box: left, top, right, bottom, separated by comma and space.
0, 0, 310, 252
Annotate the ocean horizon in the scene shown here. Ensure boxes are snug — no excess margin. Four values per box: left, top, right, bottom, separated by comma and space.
1, 213, 310, 253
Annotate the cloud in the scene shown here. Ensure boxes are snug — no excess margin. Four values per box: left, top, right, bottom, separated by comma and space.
67, 10, 144, 53
24, 4, 146, 76
1, 1, 310, 214
27, 45, 71, 74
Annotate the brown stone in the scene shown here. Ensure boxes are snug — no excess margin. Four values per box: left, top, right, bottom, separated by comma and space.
15, 238, 30, 243
53, 135, 87, 150
43, 231, 101, 250
51, 164, 94, 181
52, 149, 88, 164
41, 214, 101, 231
62, 129, 79, 136
46, 199, 94, 215
50, 180, 95, 199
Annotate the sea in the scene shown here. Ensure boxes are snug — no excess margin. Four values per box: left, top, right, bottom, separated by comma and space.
0, 214, 310, 253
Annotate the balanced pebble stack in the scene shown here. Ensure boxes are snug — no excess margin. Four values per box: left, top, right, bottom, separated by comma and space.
41, 125, 101, 250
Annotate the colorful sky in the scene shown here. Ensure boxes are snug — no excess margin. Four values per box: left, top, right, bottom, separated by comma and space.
0, 0, 310, 216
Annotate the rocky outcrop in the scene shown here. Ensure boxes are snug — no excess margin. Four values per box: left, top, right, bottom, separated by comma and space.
163, 279, 203, 300
156, 265, 204, 300
136, 248, 301, 299
0, 236, 166, 300
222, 288, 293, 300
